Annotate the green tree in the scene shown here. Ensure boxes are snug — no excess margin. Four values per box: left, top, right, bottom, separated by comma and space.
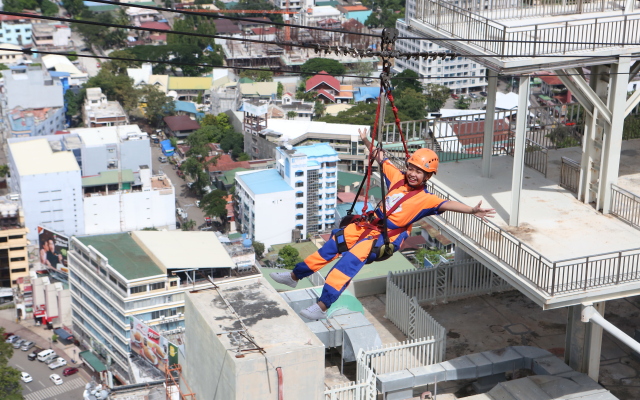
414, 247, 446, 267
278, 245, 302, 270
102, 50, 141, 75
0, 327, 21, 400
313, 101, 325, 119
64, 89, 83, 119
277, 82, 284, 99
394, 88, 427, 120
40, 0, 59, 16
0, 165, 9, 178
546, 125, 579, 148
230, 0, 283, 24
287, 111, 297, 120
65, 51, 78, 62
0, 64, 8, 71
85, 69, 138, 111
424, 83, 451, 112
200, 189, 228, 222
140, 85, 175, 126
300, 58, 346, 78
350, 62, 375, 82
181, 157, 210, 194
220, 131, 245, 159
181, 219, 196, 231
237, 153, 251, 161
391, 69, 423, 94
239, 69, 273, 82
62, 0, 86, 15
252, 241, 265, 257
454, 96, 471, 110
296, 81, 316, 102
319, 102, 378, 125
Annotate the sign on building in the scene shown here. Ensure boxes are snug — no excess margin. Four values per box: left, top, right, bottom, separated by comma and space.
37, 226, 69, 275
130, 316, 177, 374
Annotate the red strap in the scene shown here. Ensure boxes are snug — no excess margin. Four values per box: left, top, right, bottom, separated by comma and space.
355, 188, 422, 243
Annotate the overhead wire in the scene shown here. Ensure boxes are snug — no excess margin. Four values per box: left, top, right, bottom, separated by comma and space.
7, 46, 638, 80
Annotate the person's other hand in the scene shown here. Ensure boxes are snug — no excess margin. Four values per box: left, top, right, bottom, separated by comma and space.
358, 128, 369, 142
471, 200, 496, 221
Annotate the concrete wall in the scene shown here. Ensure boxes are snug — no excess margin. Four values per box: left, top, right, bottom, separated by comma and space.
120, 138, 152, 184
350, 276, 388, 298
84, 189, 176, 235
57, 288, 72, 327
2, 69, 64, 110
45, 284, 59, 318
254, 190, 296, 248
18, 171, 84, 242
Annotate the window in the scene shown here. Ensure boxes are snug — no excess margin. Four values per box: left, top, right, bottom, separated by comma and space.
130, 285, 147, 294
10, 257, 25, 262
296, 215, 304, 220
295, 182, 304, 187
10, 247, 24, 251
296, 192, 303, 198
8, 235, 22, 240
11, 268, 26, 273
295, 171, 304, 177
170, 281, 178, 287
296, 203, 304, 209
150, 282, 165, 291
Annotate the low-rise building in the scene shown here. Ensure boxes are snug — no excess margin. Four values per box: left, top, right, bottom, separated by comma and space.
0, 14, 34, 46
31, 23, 71, 49
0, 201, 29, 289
41, 54, 89, 86
69, 231, 237, 384
235, 143, 338, 247
0, 66, 65, 137
167, 76, 212, 101
83, 88, 128, 128
0, 43, 25, 65
163, 115, 200, 138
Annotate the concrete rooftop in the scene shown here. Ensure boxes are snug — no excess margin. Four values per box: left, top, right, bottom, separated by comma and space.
431, 140, 640, 261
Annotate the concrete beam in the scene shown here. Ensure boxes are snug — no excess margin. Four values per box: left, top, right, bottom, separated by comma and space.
561, 68, 612, 125
509, 76, 530, 226
629, 60, 640, 82
625, 88, 640, 117
482, 69, 498, 178
556, 72, 595, 118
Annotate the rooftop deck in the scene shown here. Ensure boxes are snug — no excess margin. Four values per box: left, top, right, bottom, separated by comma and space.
424, 139, 640, 308
409, 0, 640, 72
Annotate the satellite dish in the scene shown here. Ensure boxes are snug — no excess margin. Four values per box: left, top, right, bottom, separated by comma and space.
98, 390, 109, 399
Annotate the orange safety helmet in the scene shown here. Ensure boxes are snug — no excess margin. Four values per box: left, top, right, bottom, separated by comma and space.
407, 148, 439, 174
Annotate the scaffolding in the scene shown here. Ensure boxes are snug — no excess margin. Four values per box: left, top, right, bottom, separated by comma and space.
165, 364, 195, 400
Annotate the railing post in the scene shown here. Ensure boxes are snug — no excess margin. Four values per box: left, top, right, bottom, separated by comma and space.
583, 257, 590, 290
563, 21, 568, 54
501, 27, 506, 59
551, 263, 556, 296
615, 252, 622, 284
533, 25, 538, 57
622, 16, 627, 49
592, 19, 597, 51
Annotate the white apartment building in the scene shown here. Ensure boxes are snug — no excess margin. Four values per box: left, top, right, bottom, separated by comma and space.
235, 143, 338, 248
7, 126, 176, 241
396, 8, 487, 94
69, 231, 236, 384
8, 138, 85, 242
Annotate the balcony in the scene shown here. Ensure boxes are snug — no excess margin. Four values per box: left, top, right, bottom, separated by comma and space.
423, 140, 640, 309
409, 0, 640, 72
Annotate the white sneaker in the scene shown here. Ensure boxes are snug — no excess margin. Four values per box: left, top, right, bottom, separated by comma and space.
270, 272, 298, 288
300, 303, 327, 320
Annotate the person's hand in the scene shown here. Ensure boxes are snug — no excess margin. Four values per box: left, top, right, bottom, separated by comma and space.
471, 200, 496, 221
358, 128, 369, 142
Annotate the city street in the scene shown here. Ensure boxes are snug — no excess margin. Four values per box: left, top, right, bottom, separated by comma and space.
150, 144, 208, 230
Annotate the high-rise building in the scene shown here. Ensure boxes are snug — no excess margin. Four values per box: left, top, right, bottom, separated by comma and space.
235, 143, 339, 247
69, 231, 236, 384
395, 0, 488, 95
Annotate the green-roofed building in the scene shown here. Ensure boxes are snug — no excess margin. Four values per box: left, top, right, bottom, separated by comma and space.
69, 230, 239, 382
215, 167, 249, 191
82, 169, 136, 191
85, 1, 155, 12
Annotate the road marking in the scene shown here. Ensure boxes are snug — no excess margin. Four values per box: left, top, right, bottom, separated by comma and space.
15, 363, 24, 370
24, 377, 86, 400
39, 381, 45, 388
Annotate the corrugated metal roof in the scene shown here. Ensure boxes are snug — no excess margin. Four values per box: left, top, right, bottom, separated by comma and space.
168, 77, 212, 90
82, 169, 135, 187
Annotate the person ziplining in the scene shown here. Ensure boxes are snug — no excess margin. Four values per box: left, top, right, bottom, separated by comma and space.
271, 129, 496, 320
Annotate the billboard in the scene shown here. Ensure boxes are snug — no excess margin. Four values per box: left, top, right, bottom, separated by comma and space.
38, 226, 69, 275
130, 316, 175, 374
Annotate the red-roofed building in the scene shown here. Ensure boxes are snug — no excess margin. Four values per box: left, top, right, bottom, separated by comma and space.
214, 19, 242, 35
307, 72, 355, 104
448, 119, 513, 155
251, 26, 278, 35
163, 115, 200, 138
207, 154, 251, 179
537, 72, 567, 98
337, 192, 365, 204
140, 21, 171, 31
399, 235, 427, 252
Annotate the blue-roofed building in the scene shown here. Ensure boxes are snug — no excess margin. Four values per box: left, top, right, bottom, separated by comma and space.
174, 100, 205, 119
235, 143, 339, 247
353, 86, 381, 103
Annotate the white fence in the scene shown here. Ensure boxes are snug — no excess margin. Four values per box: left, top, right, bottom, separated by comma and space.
324, 367, 377, 400
356, 337, 443, 382
390, 260, 512, 305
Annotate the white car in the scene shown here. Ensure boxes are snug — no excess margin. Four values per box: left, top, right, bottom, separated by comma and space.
48, 357, 68, 370
49, 374, 63, 385
21, 372, 33, 383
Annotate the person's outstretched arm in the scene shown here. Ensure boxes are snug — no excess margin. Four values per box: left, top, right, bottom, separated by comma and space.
359, 128, 386, 164
439, 200, 496, 221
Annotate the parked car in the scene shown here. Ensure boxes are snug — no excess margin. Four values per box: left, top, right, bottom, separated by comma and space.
158, 156, 168, 163
176, 208, 187, 220
28, 346, 43, 361
150, 134, 159, 144
49, 374, 63, 385
479, 91, 488, 97
470, 93, 478, 99
21, 372, 33, 383
2, 332, 14, 340
12, 339, 25, 349
43, 353, 59, 365
451, 93, 459, 100
21, 341, 35, 351
6, 335, 19, 343
48, 357, 68, 370
63, 367, 79, 376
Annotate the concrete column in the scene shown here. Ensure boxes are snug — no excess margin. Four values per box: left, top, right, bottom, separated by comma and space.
482, 70, 498, 178
599, 57, 631, 213
565, 302, 605, 381
509, 75, 530, 227
578, 65, 607, 204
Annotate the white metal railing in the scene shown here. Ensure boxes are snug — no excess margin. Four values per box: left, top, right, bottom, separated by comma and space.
324, 366, 376, 400
389, 260, 512, 305
611, 184, 640, 230
415, 0, 640, 58
356, 337, 443, 382
309, 271, 326, 286
560, 156, 580, 194
386, 280, 447, 348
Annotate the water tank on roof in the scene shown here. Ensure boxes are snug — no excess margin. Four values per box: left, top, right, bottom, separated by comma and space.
242, 237, 252, 248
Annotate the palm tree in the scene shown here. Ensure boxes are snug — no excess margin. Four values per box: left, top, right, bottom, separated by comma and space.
181, 219, 196, 231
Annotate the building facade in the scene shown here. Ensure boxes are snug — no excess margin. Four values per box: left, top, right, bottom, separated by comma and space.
69, 231, 235, 384
235, 143, 338, 247
0, 202, 29, 288
395, 16, 487, 94
0, 15, 33, 46
82, 88, 128, 128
